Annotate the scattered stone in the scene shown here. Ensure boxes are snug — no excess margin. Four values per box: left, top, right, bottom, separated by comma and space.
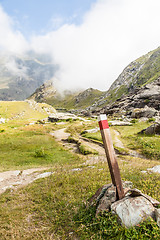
48, 112, 78, 122
36, 119, 46, 124
81, 128, 99, 134
0, 118, 5, 124
88, 184, 112, 205
109, 120, 132, 126
125, 188, 160, 207
35, 172, 53, 180
141, 170, 147, 174
147, 165, 160, 174
88, 166, 95, 169
29, 122, 36, 125
71, 168, 82, 172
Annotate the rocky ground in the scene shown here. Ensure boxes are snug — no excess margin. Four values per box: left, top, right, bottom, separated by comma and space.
0, 168, 53, 194
90, 78, 160, 118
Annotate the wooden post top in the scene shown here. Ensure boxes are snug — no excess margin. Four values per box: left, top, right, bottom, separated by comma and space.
98, 114, 107, 121
98, 114, 109, 130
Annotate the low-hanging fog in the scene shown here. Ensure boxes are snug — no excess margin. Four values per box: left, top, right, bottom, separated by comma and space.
1, 0, 160, 91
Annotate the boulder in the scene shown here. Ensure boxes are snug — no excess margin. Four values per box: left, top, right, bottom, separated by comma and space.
48, 112, 78, 122
111, 196, 155, 228
96, 186, 116, 216
131, 106, 157, 118
139, 123, 160, 135
81, 128, 99, 134
90, 182, 160, 228
94, 182, 133, 216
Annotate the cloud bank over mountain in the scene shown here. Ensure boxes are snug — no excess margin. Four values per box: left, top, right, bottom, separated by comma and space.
1, 0, 160, 91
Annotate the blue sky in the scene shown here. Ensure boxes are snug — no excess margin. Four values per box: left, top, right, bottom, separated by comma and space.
0, 0, 160, 91
0, 0, 97, 36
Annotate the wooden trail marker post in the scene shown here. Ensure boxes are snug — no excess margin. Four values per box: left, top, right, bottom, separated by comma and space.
98, 114, 124, 200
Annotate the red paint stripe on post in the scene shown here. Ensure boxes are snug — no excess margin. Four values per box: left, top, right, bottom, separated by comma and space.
98, 120, 109, 130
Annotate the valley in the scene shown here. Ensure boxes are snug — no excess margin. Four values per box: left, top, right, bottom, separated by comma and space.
0, 100, 159, 239
0, 47, 159, 239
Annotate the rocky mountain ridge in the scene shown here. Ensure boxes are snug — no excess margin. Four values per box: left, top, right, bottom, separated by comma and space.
30, 81, 103, 110
1, 46, 160, 119
90, 47, 160, 110
91, 78, 160, 119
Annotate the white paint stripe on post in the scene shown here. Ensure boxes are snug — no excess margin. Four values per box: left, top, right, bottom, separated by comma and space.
98, 114, 124, 200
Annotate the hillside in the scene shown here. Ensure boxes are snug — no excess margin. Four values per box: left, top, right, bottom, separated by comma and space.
0, 52, 57, 101
88, 47, 160, 116
29, 47, 160, 116
30, 81, 103, 110
0, 100, 56, 123
0, 101, 159, 239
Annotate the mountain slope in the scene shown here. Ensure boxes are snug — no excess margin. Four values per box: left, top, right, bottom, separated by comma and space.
0, 53, 57, 100
29, 46, 160, 114
29, 81, 103, 110
89, 47, 160, 111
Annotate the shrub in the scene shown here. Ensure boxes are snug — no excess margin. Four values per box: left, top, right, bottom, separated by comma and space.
130, 119, 138, 123
147, 118, 155, 122
34, 147, 46, 158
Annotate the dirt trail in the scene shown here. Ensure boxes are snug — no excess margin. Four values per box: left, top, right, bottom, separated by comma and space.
50, 128, 70, 141
0, 167, 53, 194
52, 127, 148, 163
52, 128, 123, 156
79, 136, 105, 155
51, 128, 107, 165
113, 129, 125, 149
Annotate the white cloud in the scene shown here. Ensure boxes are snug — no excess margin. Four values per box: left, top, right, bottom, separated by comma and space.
31, 0, 160, 91
1, 1, 160, 91
0, 5, 28, 54
5, 57, 28, 78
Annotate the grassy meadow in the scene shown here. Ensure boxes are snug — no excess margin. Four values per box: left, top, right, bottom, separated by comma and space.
0, 101, 159, 239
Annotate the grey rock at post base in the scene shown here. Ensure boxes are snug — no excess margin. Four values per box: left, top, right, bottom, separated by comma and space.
90, 182, 160, 228
96, 185, 116, 216
89, 182, 133, 215
111, 196, 155, 228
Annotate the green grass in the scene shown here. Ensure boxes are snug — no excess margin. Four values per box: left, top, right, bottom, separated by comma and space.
79, 143, 98, 155
113, 122, 160, 160
82, 122, 160, 160
0, 103, 159, 239
46, 89, 103, 110
82, 132, 102, 142
0, 124, 80, 171
0, 158, 159, 239
0, 101, 51, 121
